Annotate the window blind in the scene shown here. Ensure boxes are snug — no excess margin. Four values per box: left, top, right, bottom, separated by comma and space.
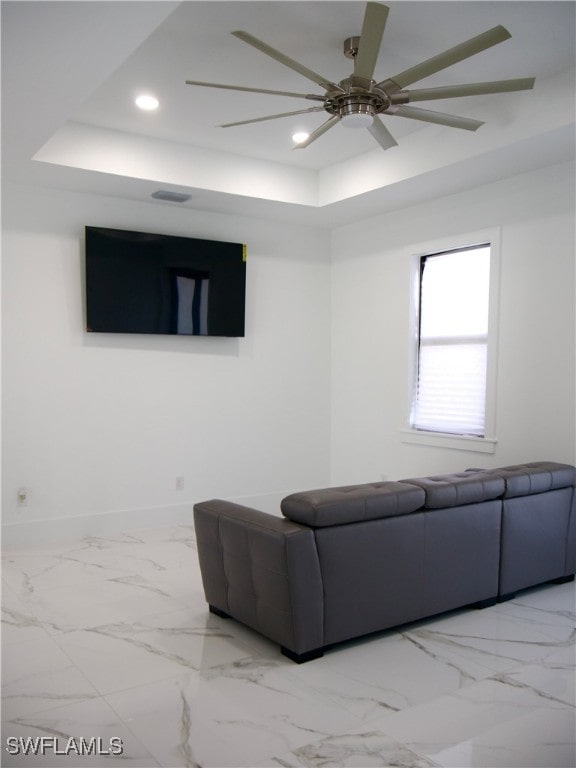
411, 245, 490, 437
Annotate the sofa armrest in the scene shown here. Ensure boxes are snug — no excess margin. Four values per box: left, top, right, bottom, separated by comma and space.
193, 500, 324, 656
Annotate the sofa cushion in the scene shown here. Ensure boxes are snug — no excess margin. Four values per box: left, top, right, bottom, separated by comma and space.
471, 462, 576, 498
401, 471, 505, 509
281, 482, 426, 528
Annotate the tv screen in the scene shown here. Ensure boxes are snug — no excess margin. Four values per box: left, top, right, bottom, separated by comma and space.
85, 226, 246, 337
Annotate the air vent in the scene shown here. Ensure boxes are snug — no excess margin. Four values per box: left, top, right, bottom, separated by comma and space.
151, 190, 192, 203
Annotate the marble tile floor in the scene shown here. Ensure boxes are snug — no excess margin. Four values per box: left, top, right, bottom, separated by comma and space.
1, 523, 574, 768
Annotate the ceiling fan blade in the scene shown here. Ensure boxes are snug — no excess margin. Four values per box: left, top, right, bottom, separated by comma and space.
398, 77, 536, 103
185, 80, 325, 101
354, 2, 390, 81
232, 30, 341, 92
390, 105, 484, 131
293, 115, 340, 149
386, 25, 511, 89
367, 116, 397, 150
220, 107, 325, 128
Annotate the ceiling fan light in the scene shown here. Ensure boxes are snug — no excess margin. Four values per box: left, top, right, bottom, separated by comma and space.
341, 112, 374, 128
339, 101, 375, 128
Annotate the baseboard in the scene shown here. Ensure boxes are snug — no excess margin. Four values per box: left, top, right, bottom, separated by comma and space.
1, 503, 194, 550
1, 491, 291, 550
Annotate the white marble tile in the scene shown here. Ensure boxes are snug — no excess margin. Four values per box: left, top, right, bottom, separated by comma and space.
428, 705, 575, 768
2, 526, 194, 581
1, 633, 100, 719
372, 673, 575, 768
1, 549, 132, 599
1, 526, 203, 614
54, 608, 261, 695
2, 526, 574, 768
1, 583, 55, 647
389, 595, 576, 678
16, 573, 191, 635
64, 530, 198, 580
537, 641, 576, 671
105, 662, 365, 768
2, 697, 159, 766
203, 610, 291, 661
294, 625, 500, 716
252, 728, 442, 767
282, 661, 412, 721
107, 673, 288, 768
1, 532, 157, 593
492, 660, 575, 707
508, 581, 576, 617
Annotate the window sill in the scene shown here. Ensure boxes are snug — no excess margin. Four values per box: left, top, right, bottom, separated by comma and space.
400, 429, 497, 454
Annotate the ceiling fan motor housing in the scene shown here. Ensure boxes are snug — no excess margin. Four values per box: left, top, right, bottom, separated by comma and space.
324, 76, 408, 125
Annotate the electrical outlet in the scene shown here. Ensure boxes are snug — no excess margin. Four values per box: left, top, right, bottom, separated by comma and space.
17, 488, 29, 507
175, 477, 185, 491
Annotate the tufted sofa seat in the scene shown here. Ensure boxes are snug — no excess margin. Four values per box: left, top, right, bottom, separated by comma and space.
194, 461, 575, 662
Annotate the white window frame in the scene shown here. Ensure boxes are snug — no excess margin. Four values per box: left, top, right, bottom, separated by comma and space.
402, 228, 501, 453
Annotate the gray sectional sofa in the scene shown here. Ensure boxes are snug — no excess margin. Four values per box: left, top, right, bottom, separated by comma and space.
193, 461, 576, 662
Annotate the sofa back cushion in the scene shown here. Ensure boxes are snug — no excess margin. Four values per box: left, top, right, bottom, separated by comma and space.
478, 462, 576, 498
281, 481, 425, 527
401, 471, 505, 508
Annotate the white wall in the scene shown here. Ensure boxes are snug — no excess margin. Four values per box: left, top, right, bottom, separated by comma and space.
330, 162, 576, 483
3, 161, 575, 546
2, 184, 332, 544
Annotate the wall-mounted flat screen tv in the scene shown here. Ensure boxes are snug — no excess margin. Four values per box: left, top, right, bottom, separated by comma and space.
85, 226, 246, 337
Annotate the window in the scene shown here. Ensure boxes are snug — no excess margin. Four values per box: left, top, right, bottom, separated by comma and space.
407, 239, 498, 450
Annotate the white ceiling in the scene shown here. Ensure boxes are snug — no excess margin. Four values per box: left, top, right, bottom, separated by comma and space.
2, 1, 575, 227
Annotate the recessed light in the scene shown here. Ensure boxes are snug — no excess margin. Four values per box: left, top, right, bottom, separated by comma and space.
135, 94, 159, 111
292, 131, 310, 144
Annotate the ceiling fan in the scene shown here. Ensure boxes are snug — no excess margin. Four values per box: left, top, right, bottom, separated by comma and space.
185, 2, 535, 151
